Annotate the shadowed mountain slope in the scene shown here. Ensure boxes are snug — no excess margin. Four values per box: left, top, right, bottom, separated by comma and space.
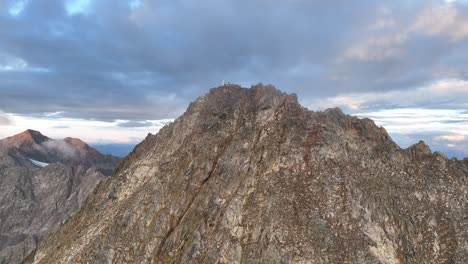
0, 131, 122, 264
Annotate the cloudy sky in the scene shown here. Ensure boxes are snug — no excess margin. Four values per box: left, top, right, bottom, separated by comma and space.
0, 0, 467, 158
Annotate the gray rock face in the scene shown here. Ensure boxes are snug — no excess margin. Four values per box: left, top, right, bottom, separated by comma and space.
0, 131, 121, 264
0, 165, 105, 264
31, 85, 468, 264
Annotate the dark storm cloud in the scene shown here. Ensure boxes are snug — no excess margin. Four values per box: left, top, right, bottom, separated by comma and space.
0, 0, 467, 122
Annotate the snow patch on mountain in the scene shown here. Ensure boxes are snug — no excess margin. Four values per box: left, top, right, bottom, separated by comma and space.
28, 158, 49, 168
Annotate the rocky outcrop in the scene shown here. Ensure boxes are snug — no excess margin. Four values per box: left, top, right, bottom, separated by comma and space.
0, 131, 121, 264
31, 84, 468, 264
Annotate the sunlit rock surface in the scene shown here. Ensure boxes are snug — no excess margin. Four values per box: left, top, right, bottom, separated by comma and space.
31, 84, 468, 264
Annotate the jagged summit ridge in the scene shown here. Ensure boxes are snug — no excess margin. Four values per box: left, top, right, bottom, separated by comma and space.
31, 84, 468, 264
183, 84, 298, 123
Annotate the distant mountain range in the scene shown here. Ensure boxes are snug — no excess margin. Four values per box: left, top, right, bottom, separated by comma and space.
0, 130, 121, 263
0, 129, 120, 175
92, 143, 136, 158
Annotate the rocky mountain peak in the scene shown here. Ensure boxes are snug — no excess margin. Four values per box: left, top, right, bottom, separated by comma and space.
63, 137, 98, 155
408, 140, 432, 159
30, 84, 468, 264
204, 83, 298, 111
63, 137, 87, 147
5, 129, 50, 146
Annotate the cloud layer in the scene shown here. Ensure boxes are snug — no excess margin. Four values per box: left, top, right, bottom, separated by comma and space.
1, 0, 468, 156
0, 0, 460, 119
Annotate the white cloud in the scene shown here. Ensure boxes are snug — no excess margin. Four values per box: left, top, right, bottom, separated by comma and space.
308, 79, 468, 111
0, 113, 172, 144
0, 55, 27, 71
0, 55, 49, 72
9, 0, 28, 17
65, 0, 92, 16
353, 108, 468, 135
435, 134, 466, 142
340, 33, 407, 62
424, 78, 468, 93
43, 111, 66, 118
339, 6, 405, 62
340, 3, 468, 63
0, 113, 11, 126
129, 0, 142, 10
411, 4, 468, 41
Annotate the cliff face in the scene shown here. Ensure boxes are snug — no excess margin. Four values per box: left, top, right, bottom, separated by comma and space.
32, 85, 468, 264
0, 131, 121, 264
0, 165, 105, 264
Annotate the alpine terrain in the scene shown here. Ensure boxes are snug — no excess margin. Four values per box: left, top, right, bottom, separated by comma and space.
30, 85, 468, 263
0, 130, 121, 263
